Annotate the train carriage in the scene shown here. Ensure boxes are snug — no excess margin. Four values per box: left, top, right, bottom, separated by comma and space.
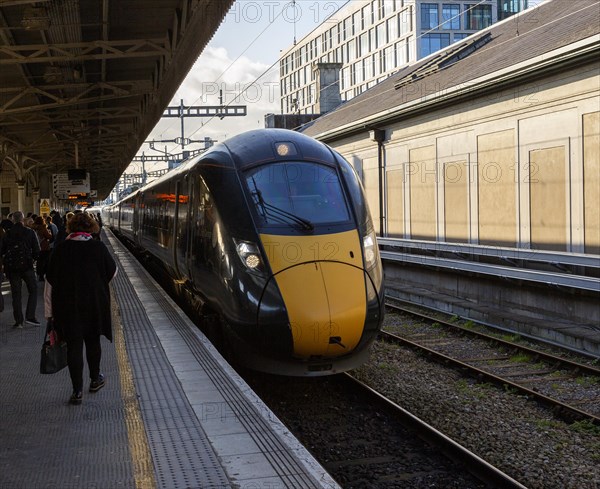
107, 129, 384, 375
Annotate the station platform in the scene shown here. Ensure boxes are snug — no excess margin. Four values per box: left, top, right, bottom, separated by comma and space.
0, 230, 340, 489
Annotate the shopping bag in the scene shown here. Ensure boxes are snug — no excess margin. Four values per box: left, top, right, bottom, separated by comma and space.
40, 328, 68, 374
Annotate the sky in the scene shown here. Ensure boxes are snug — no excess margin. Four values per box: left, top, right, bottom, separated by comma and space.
128, 0, 545, 178
130, 0, 348, 177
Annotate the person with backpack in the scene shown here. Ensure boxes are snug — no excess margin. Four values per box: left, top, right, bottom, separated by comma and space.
0, 210, 41, 328
0, 224, 5, 313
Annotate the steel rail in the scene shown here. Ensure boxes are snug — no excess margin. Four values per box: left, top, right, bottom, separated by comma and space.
378, 329, 600, 425
342, 373, 528, 489
385, 302, 600, 378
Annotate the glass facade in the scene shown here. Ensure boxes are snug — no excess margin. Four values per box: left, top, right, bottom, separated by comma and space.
421, 3, 439, 29
421, 33, 451, 57
442, 4, 461, 29
498, 0, 528, 20
465, 4, 493, 30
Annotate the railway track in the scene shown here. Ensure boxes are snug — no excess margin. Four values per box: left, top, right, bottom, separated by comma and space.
244, 370, 525, 489
384, 301, 600, 425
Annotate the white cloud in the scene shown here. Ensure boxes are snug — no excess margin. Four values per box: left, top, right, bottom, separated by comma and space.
141, 46, 280, 172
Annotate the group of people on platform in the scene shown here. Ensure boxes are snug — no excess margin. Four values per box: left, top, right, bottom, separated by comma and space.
0, 209, 116, 405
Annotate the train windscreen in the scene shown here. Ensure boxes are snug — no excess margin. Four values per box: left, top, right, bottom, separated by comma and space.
245, 162, 351, 227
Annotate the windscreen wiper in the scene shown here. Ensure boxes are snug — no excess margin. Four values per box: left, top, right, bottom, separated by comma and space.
262, 201, 314, 231
250, 178, 314, 231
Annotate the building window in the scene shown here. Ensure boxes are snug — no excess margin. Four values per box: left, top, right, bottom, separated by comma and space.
501, 0, 525, 15
341, 66, 350, 90
387, 16, 398, 40
362, 4, 373, 28
399, 10, 409, 36
421, 33, 450, 57
453, 33, 469, 42
372, 53, 380, 76
421, 3, 439, 30
354, 60, 364, 83
442, 4, 461, 29
359, 32, 369, 56
343, 16, 352, 40
377, 21, 387, 46
374, 0, 383, 20
465, 5, 493, 30
347, 39, 356, 60
353, 11, 361, 35
383, 0, 396, 17
395, 40, 406, 65
383, 45, 394, 72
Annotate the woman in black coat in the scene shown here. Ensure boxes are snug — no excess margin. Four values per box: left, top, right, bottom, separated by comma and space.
45, 212, 117, 405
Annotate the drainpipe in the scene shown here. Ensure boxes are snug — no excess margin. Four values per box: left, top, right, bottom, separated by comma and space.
369, 129, 386, 236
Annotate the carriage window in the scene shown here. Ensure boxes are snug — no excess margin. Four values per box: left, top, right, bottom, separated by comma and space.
245, 162, 350, 226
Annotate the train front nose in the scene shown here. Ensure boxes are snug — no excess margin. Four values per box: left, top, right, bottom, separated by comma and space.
275, 261, 367, 358
259, 230, 368, 359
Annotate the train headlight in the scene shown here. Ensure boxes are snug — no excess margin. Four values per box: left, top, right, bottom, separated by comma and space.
235, 240, 264, 271
363, 230, 378, 270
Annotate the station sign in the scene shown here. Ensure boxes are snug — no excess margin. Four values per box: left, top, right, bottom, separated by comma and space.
52, 172, 90, 200
39, 198, 51, 216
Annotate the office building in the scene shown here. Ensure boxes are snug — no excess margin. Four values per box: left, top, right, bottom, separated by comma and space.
279, 0, 530, 114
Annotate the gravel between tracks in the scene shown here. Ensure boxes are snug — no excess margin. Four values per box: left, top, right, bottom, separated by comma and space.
351, 320, 600, 489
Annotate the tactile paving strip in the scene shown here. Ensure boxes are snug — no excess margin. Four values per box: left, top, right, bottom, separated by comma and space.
107, 237, 323, 489
108, 245, 230, 489
0, 289, 135, 488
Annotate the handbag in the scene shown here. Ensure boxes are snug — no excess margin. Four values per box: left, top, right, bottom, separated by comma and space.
40, 323, 68, 374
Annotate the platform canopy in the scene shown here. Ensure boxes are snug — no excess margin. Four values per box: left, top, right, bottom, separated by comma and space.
0, 0, 233, 199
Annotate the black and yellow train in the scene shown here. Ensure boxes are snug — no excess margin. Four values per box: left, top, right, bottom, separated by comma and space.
106, 129, 384, 375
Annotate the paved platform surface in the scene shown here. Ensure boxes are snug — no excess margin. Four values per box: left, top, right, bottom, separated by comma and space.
0, 230, 340, 489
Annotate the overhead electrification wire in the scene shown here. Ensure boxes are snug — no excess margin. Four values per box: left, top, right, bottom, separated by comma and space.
153, 3, 289, 154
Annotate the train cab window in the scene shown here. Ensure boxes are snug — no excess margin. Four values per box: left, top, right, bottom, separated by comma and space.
245, 162, 350, 228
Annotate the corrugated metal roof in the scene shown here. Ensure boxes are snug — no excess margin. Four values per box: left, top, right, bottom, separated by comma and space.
0, 0, 234, 198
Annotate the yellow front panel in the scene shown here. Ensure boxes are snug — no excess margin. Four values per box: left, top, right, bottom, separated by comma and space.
260, 231, 366, 358
273, 263, 330, 357
320, 262, 366, 355
260, 230, 364, 273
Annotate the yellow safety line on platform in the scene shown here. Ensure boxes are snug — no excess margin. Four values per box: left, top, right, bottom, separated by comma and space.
112, 297, 157, 489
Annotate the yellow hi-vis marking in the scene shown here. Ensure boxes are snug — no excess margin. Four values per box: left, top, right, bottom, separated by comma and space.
112, 297, 156, 489
260, 230, 367, 359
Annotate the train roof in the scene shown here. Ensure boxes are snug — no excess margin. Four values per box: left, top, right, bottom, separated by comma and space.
110, 129, 339, 206
219, 129, 337, 170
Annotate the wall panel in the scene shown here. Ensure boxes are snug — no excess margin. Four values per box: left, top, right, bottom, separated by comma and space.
444, 160, 468, 242
362, 156, 380, 234
529, 146, 567, 251
386, 168, 404, 237
409, 146, 436, 240
477, 130, 517, 247
583, 111, 600, 254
